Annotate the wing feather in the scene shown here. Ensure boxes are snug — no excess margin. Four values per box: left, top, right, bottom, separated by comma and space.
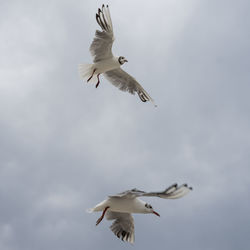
104, 68, 155, 105
90, 5, 114, 63
105, 5, 113, 31
105, 211, 135, 243
109, 184, 192, 199
142, 184, 193, 199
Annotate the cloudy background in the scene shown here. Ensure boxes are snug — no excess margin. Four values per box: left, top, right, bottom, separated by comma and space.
1, 0, 250, 249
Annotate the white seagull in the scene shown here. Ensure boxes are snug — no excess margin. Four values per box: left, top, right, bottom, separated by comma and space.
88, 183, 192, 243
79, 4, 155, 105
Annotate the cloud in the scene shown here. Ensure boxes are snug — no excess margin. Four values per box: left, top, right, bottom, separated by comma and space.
0, 0, 250, 249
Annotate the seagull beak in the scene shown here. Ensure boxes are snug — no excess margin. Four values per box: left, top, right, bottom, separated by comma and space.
124, 59, 128, 62
153, 211, 160, 217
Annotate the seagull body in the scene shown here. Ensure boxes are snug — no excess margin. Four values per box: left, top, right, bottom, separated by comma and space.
92, 196, 151, 214
91, 57, 121, 76
79, 5, 155, 105
88, 183, 192, 243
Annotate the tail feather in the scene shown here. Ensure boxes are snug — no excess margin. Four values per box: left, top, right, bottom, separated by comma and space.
78, 63, 94, 80
86, 207, 95, 213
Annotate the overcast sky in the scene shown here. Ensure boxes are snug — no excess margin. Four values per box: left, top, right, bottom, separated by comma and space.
1, 0, 250, 249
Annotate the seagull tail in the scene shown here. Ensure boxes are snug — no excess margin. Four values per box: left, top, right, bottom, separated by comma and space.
78, 63, 94, 81
86, 207, 95, 213
86, 200, 108, 213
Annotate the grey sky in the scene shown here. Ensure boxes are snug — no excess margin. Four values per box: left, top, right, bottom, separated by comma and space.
1, 0, 250, 249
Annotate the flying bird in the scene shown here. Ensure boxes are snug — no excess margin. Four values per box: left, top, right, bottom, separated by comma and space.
79, 4, 155, 105
88, 183, 192, 243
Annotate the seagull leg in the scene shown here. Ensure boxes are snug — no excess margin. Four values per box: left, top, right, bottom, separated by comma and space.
95, 74, 101, 88
96, 206, 110, 226
87, 68, 96, 82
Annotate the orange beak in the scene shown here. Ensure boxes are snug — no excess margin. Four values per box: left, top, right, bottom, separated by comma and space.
153, 211, 160, 217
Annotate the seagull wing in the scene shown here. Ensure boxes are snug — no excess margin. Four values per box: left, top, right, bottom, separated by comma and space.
105, 211, 135, 243
109, 184, 192, 199
90, 5, 114, 63
109, 189, 147, 199
104, 68, 155, 105
141, 183, 193, 199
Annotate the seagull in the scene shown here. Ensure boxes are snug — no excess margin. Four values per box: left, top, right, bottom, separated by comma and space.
88, 183, 192, 243
79, 4, 155, 105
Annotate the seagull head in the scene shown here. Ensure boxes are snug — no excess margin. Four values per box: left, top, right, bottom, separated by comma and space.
144, 203, 160, 217
118, 56, 128, 65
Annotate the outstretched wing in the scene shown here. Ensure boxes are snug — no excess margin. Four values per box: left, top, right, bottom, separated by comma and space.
109, 188, 147, 199
109, 183, 192, 199
105, 211, 135, 243
104, 68, 156, 105
90, 5, 114, 63
142, 183, 193, 199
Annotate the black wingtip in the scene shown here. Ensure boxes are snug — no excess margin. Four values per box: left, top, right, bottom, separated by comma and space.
96, 13, 106, 30
183, 183, 193, 190
96, 13, 100, 23
138, 92, 147, 102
